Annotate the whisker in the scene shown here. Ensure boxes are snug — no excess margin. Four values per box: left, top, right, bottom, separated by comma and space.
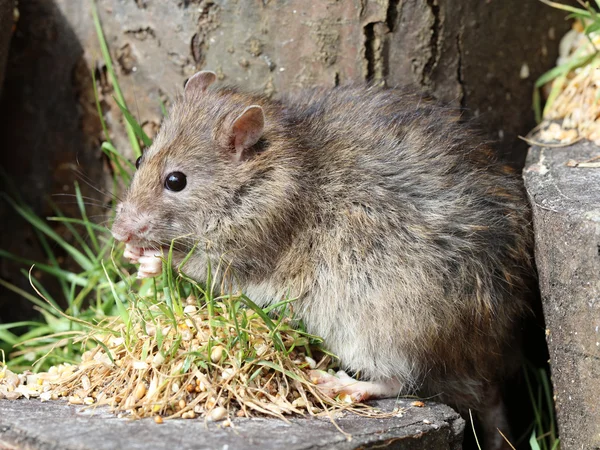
73, 169, 122, 202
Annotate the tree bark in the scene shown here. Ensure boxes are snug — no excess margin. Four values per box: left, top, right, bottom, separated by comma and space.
0, 0, 12, 91
0, 0, 569, 321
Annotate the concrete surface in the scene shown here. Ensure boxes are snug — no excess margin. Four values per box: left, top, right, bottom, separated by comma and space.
0, 398, 464, 450
524, 142, 600, 450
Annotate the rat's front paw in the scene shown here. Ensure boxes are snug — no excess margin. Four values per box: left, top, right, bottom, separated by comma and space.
137, 248, 164, 278
123, 244, 163, 278
123, 243, 143, 263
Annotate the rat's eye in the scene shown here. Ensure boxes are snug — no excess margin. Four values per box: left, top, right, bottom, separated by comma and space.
135, 156, 142, 169
165, 172, 187, 192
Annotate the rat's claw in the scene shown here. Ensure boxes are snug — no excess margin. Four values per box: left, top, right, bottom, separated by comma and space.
137, 249, 163, 278
309, 370, 402, 403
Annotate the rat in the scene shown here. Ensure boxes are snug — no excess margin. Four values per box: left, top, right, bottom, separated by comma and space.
111, 70, 534, 450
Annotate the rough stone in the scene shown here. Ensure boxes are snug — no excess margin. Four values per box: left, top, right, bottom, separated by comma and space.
0, 0, 570, 323
524, 142, 600, 450
58, 0, 566, 165
0, 0, 12, 92
0, 398, 464, 450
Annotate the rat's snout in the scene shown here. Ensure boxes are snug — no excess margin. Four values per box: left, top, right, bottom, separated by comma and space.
111, 203, 151, 244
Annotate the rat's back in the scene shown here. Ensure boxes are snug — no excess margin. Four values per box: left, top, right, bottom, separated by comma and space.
274, 84, 532, 418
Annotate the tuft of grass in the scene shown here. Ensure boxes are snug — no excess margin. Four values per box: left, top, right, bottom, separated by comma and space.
534, 1, 600, 127
524, 364, 560, 450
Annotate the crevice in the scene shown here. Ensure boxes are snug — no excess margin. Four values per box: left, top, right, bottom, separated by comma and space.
363, 0, 399, 83
334, 71, 340, 87
386, 0, 400, 33
456, 31, 466, 110
422, 0, 441, 86
364, 23, 376, 81
190, 1, 220, 67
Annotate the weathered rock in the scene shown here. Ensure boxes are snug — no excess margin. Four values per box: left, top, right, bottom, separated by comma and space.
0, 398, 464, 450
0, 0, 12, 92
524, 142, 600, 450
54, 0, 567, 165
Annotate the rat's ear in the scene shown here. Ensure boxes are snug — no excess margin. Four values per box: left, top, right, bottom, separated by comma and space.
184, 71, 216, 95
219, 105, 265, 163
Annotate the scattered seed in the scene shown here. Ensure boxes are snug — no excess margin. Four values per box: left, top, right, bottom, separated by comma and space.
209, 406, 228, 421
134, 383, 147, 401
183, 305, 197, 314
411, 401, 425, 407
81, 375, 91, 391
211, 346, 224, 363
152, 353, 165, 366
68, 395, 83, 405
133, 361, 149, 370
304, 356, 317, 369
154, 416, 163, 424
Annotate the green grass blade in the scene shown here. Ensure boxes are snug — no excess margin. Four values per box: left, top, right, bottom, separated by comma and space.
239, 294, 286, 352
20, 269, 60, 310
101, 261, 130, 325
0, 278, 58, 316
543, 74, 567, 118
539, 0, 592, 17
1, 194, 93, 271
91, 65, 112, 145
0, 249, 88, 286
535, 52, 596, 88
30, 222, 70, 300
539, 368, 557, 441
530, 429, 542, 450
47, 216, 109, 234
113, 97, 153, 148
90, 0, 142, 157
256, 360, 304, 382
47, 200, 96, 262
74, 182, 100, 253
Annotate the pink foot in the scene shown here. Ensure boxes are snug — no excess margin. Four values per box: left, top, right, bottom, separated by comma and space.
309, 370, 402, 403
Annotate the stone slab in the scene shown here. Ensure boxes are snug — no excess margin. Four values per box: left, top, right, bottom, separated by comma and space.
0, 398, 464, 450
524, 142, 600, 450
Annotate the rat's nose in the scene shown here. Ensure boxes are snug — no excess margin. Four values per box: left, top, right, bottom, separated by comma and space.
111, 227, 131, 243
111, 214, 132, 243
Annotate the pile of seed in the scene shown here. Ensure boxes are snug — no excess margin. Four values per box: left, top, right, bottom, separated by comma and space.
537, 21, 600, 145
0, 296, 372, 423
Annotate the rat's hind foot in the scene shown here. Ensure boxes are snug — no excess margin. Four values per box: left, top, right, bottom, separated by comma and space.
309, 370, 402, 403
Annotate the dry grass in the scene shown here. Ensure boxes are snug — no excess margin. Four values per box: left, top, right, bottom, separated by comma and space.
0, 267, 394, 425
535, 11, 600, 147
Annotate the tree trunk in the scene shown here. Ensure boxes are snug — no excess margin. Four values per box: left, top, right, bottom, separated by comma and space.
0, 0, 568, 320
0, 0, 12, 91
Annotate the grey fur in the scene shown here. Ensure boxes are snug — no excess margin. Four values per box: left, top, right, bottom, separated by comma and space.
112, 81, 533, 446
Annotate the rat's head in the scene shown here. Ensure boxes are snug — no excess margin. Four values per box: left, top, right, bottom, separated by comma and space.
111, 71, 272, 253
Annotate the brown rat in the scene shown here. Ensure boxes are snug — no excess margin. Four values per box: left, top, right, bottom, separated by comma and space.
111, 71, 533, 449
